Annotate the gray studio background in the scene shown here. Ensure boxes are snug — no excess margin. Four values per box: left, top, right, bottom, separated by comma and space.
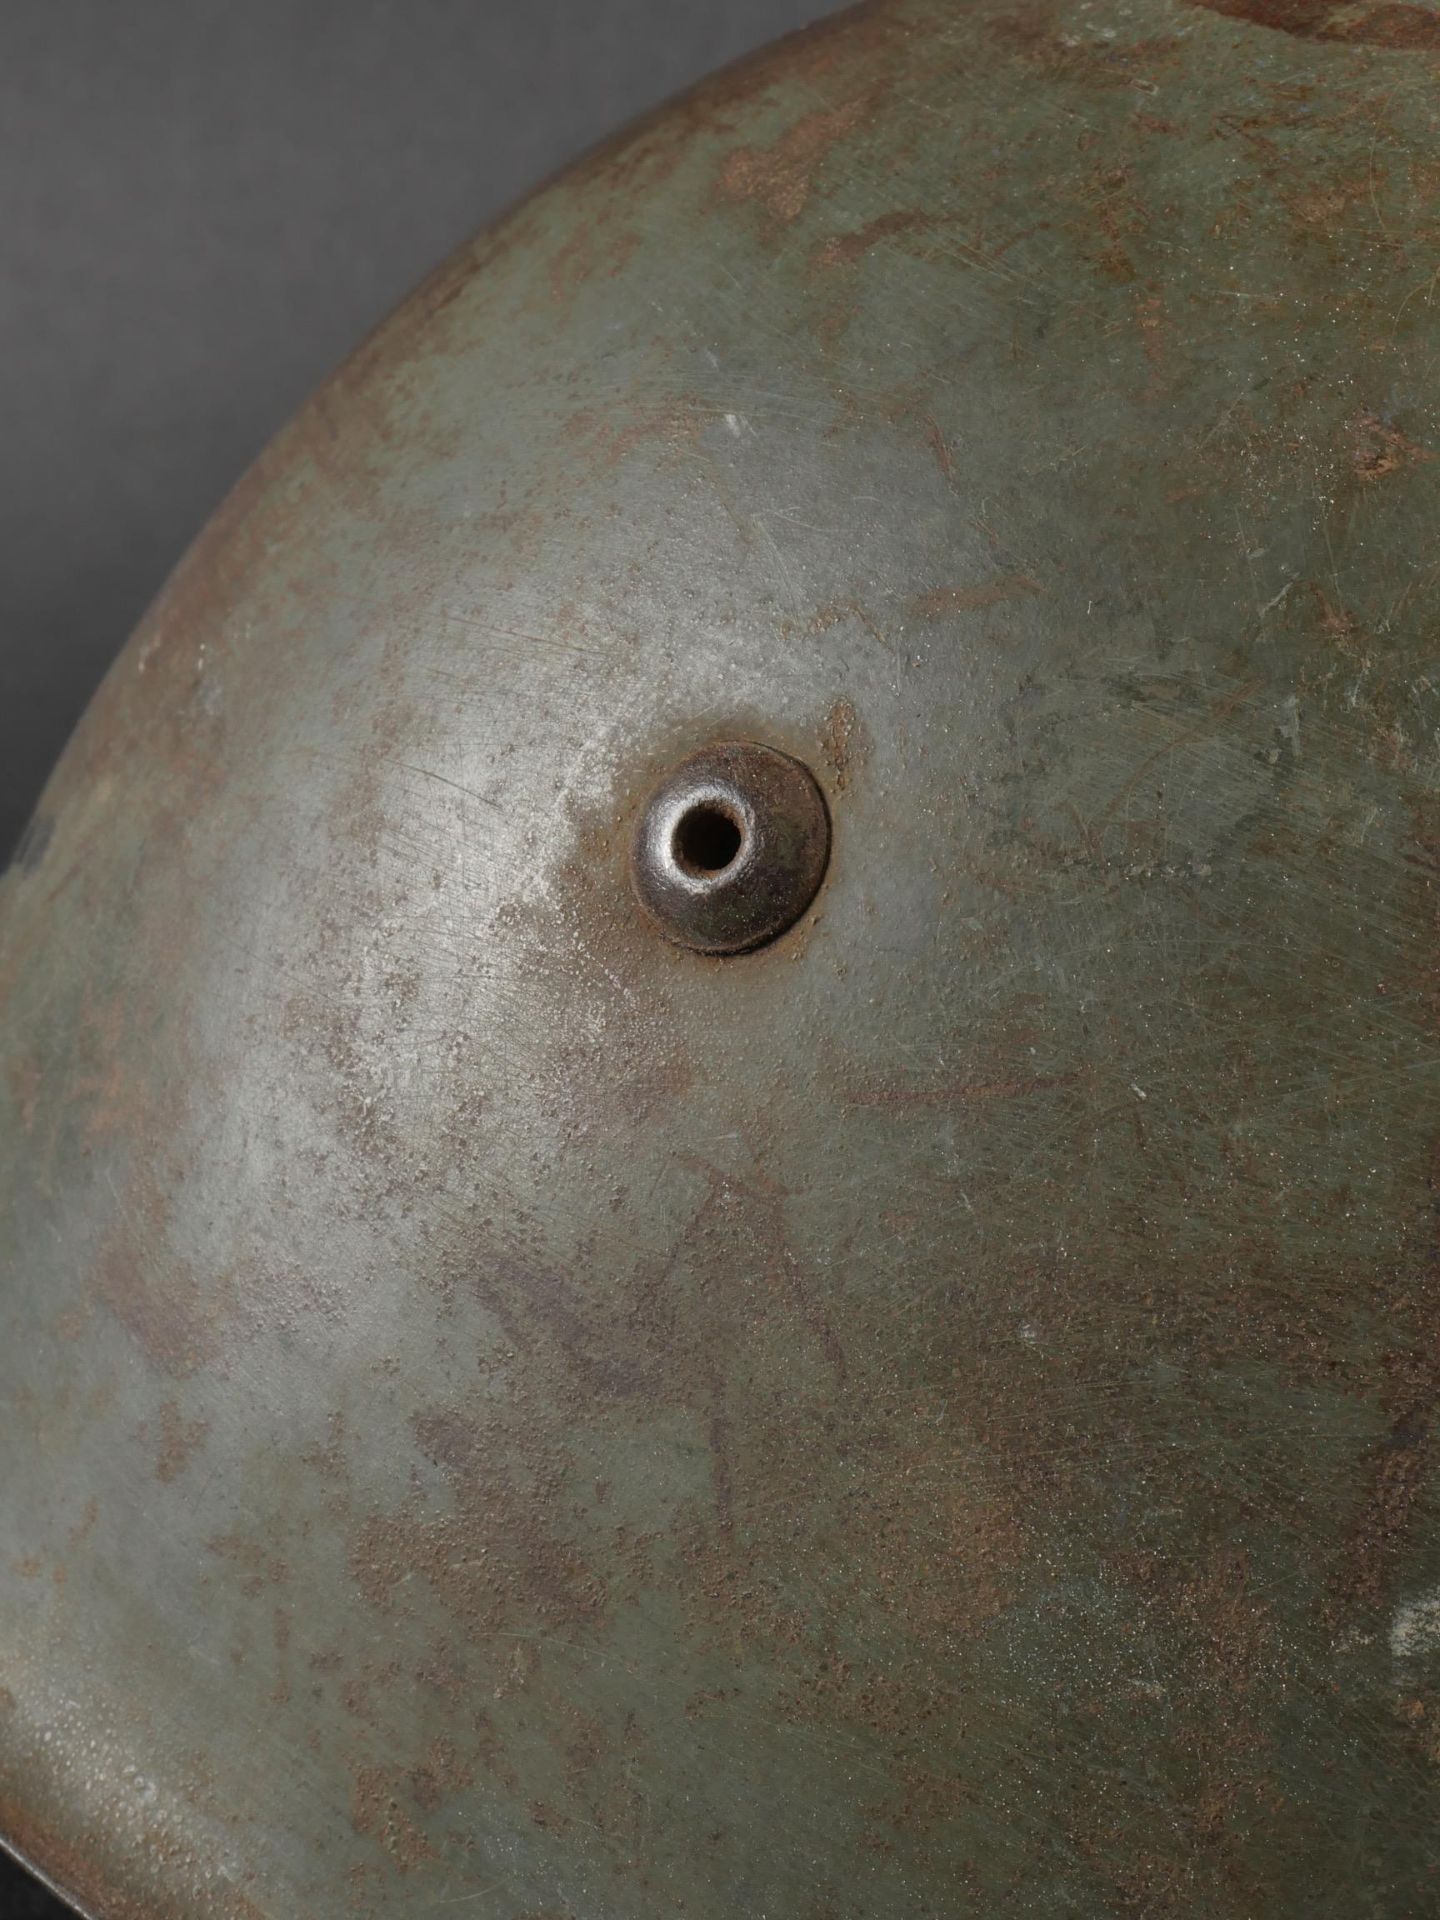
0, 0, 846, 866
0, 5, 842, 1912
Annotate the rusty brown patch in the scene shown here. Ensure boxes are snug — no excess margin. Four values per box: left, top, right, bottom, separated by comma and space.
811, 207, 934, 269
924, 417, 956, 485
94, 1184, 221, 1381
351, 1482, 606, 1641
546, 223, 641, 306
154, 1399, 210, 1484
907, 575, 1042, 619
1308, 583, 1364, 652
408, 1736, 475, 1814
0, 1782, 270, 1920
47, 1498, 100, 1589
1189, 0, 1440, 45
560, 396, 706, 474
1394, 1692, 1440, 1767
207, 1533, 289, 1599
819, 698, 865, 793
718, 95, 874, 226
270, 1606, 293, 1707
1330, 1414, 1432, 1616
1289, 171, 1373, 228
534, 0, 904, 223
1350, 408, 1434, 482
1085, 162, 1150, 284
870, 1462, 1029, 1640
351, 1765, 435, 1873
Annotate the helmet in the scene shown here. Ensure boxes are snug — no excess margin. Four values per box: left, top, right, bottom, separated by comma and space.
5, 0, 1440, 1913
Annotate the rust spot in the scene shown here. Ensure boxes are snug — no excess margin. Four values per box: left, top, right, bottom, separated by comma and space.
546, 223, 641, 306
1330, 1412, 1432, 1616
870, 1463, 1029, 1639
95, 1188, 220, 1381
1289, 172, 1372, 228
154, 1399, 210, 1484
560, 396, 706, 474
351, 1479, 606, 1640
811, 206, 933, 268
1395, 1693, 1440, 1766
270, 1606, 293, 1707
0, 1785, 270, 1920
819, 698, 865, 794
907, 575, 1042, 619
924, 416, 955, 485
64, 1498, 99, 1556
1351, 408, 1434, 482
718, 96, 873, 226
1083, 163, 1150, 284
1309, 583, 1364, 652
1190, 0, 1440, 44
407, 1737, 474, 1815
351, 1765, 436, 1873
207, 1533, 289, 1599
559, 1704, 608, 1788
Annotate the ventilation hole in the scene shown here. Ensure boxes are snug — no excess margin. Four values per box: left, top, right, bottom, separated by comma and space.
673, 803, 743, 876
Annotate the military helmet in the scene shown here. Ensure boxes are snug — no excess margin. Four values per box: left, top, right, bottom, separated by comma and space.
5, 0, 1440, 1912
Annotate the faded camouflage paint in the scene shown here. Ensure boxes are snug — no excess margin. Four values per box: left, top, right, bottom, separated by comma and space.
4, 0, 1440, 1913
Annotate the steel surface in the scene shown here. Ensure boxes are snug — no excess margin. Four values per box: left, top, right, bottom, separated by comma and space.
5, 0, 1440, 1912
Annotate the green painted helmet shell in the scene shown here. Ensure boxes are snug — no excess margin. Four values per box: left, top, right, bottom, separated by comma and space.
4, 1, 1440, 1913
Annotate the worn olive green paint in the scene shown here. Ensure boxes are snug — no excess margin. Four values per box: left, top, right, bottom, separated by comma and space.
4, 0, 1440, 1913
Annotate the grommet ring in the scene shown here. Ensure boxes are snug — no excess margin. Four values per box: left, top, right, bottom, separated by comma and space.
631, 741, 830, 955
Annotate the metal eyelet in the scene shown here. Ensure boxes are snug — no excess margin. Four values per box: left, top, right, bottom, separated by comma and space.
631, 741, 830, 955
